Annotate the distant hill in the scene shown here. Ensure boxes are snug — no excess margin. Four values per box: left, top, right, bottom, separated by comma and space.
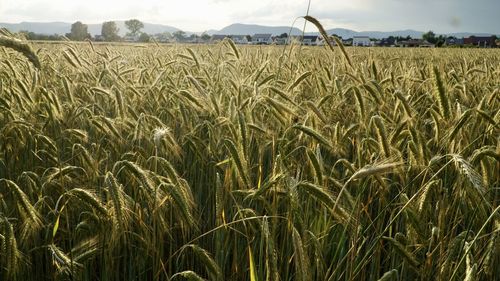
209, 24, 497, 39
207, 23, 304, 36
322, 28, 424, 39
0, 22, 71, 35
1, 21, 497, 39
320, 29, 496, 39
0, 21, 180, 36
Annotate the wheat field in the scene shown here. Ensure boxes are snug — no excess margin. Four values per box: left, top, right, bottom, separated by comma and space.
0, 34, 499, 280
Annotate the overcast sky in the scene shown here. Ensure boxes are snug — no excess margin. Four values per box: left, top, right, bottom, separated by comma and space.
1, 0, 499, 33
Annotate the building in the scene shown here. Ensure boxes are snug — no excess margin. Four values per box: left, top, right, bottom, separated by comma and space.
464, 36, 496, 47
342, 39, 353, 46
230, 35, 249, 44
319, 36, 337, 46
353, 36, 371, 46
445, 37, 464, 46
274, 37, 290, 45
301, 35, 321, 46
210, 34, 249, 44
398, 39, 434, 48
288, 36, 304, 45
251, 34, 273, 45
378, 37, 397, 47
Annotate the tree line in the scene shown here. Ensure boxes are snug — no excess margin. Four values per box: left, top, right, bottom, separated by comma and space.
66, 19, 147, 41
19, 19, 207, 43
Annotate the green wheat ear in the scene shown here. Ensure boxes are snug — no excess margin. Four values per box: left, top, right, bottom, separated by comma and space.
303, 16, 334, 53
303, 15, 353, 68
432, 66, 450, 119
0, 35, 41, 70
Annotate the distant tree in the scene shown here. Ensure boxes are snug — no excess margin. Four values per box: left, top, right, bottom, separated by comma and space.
331, 34, 342, 40
436, 35, 446, 47
200, 33, 211, 41
50, 34, 61, 40
394, 35, 411, 42
279, 33, 288, 38
173, 30, 186, 41
125, 19, 144, 37
138, 32, 150, 42
155, 32, 172, 42
188, 34, 200, 42
66, 21, 90, 41
422, 31, 437, 44
21, 30, 61, 41
101, 21, 120, 41
245, 35, 252, 41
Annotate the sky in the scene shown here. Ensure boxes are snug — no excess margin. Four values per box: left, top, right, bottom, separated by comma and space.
1, 0, 499, 33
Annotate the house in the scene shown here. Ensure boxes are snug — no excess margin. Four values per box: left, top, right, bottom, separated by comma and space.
353, 36, 371, 46
378, 37, 397, 47
251, 34, 273, 45
230, 35, 249, 44
342, 39, 353, 46
210, 34, 249, 44
418, 40, 436, 48
445, 37, 464, 46
398, 39, 434, 48
319, 36, 337, 46
274, 37, 290, 45
301, 35, 321, 46
288, 36, 304, 44
464, 36, 496, 47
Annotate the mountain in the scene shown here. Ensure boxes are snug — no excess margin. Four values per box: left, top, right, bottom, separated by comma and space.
320, 28, 424, 39
204, 29, 220, 35
0, 21, 180, 36
210, 23, 304, 36
1, 21, 497, 39
209, 25, 422, 38
210, 24, 497, 39
322, 29, 497, 39
0, 22, 72, 35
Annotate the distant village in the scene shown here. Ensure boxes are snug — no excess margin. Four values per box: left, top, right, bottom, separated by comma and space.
76, 32, 500, 48
16, 31, 500, 48
11, 19, 500, 48
202, 34, 499, 48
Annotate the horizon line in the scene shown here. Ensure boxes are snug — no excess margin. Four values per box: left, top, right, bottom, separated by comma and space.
0, 20, 499, 35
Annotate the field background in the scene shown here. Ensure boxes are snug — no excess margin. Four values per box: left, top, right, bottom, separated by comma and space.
0, 42, 499, 280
